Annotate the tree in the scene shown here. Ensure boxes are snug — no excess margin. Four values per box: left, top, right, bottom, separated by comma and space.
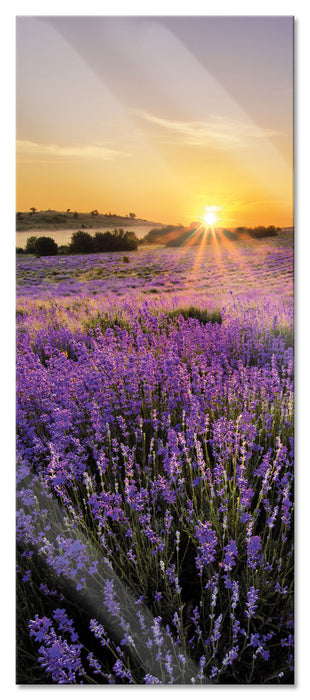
25, 236, 38, 254
90, 209, 99, 217
34, 237, 58, 256
29, 207, 37, 214
111, 229, 139, 251
129, 212, 136, 220
69, 230, 94, 254
93, 231, 114, 252
249, 226, 278, 239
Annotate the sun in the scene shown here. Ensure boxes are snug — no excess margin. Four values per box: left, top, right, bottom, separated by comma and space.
203, 208, 217, 226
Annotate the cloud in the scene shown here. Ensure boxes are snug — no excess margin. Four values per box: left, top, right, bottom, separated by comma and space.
136, 111, 280, 150
16, 140, 131, 161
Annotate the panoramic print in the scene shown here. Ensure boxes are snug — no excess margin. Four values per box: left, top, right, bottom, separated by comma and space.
16, 16, 294, 684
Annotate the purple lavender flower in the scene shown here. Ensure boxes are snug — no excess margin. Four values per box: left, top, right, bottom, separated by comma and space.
87, 652, 104, 676
222, 645, 239, 667
29, 615, 52, 642
267, 506, 279, 529
113, 658, 133, 682
209, 666, 219, 679
164, 651, 174, 682
89, 619, 109, 647
29, 614, 84, 683
250, 632, 261, 648
281, 485, 293, 527
22, 569, 31, 583
231, 618, 246, 642
245, 586, 259, 619
195, 521, 218, 574
247, 535, 262, 570
144, 673, 161, 684
37, 637, 84, 684
210, 613, 222, 647
103, 579, 121, 617
231, 580, 239, 611
52, 609, 79, 642
222, 539, 238, 571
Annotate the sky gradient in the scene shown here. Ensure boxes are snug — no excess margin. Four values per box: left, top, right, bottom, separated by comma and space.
16, 16, 294, 227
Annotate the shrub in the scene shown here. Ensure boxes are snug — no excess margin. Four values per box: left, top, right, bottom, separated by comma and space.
69, 231, 94, 254
25, 236, 38, 254
34, 237, 58, 256
111, 229, 139, 251
248, 226, 278, 239
58, 245, 70, 255
93, 231, 114, 253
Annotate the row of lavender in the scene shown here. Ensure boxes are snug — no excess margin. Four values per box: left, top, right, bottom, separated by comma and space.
16, 242, 294, 684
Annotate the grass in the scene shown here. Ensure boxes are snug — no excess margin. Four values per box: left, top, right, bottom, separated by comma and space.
82, 310, 131, 334
166, 306, 222, 325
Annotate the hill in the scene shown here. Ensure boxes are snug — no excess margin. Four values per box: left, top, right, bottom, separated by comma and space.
16, 209, 164, 232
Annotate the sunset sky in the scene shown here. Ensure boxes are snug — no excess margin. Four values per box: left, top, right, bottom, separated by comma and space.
16, 15, 293, 227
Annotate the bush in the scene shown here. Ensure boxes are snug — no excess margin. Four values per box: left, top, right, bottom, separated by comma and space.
93, 230, 139, 253
24, 236, 58, 256
58, 245, 70, 255
68, 229, 139, 254
69, 231, 94, 254
248, 226, 278, 239
25, 236, 38, 254
93, 231, 114, 253
34, 237, 58, 256
111, 229, 139, 251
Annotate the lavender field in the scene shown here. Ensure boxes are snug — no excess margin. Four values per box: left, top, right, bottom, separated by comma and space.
16, 232, 294, 684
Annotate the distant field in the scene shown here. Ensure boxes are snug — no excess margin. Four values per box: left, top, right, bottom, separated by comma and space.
16, 228, 293, 308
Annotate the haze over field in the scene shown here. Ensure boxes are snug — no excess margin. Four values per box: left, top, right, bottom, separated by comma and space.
16, 16, 293, 228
